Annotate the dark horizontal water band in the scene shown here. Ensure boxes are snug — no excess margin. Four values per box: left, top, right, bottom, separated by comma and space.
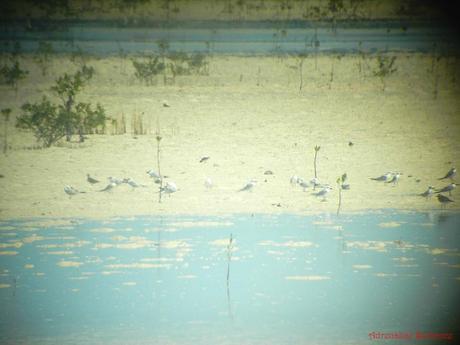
1, 19, 459, 55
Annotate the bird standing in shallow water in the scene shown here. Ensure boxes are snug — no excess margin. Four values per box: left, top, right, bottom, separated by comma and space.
437, 194, 454, 207
439, 167, 456, 181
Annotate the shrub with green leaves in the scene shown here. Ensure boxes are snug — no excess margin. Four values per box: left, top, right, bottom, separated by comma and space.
169, 53, 208, 77
16, 66, 106, 147
132, 55, 165, 85
0, 61, 28, 92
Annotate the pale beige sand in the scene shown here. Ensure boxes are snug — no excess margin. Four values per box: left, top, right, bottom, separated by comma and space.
0, 53, 459, 219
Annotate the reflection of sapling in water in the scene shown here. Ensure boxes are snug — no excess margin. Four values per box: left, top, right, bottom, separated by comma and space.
227, 233, 233, 285
226, 233, 234, 319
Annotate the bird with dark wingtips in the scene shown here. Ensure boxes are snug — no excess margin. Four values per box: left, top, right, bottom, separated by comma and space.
370, 172, 394, 182
87, 174, 100, 184
435, 183, 456, 196
437, 194, 454, 207
438, 167, 456, 181
238, 179, 257, 192
419, 186, 435, 199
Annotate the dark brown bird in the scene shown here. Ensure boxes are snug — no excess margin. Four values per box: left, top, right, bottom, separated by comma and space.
437, 194, 454, 207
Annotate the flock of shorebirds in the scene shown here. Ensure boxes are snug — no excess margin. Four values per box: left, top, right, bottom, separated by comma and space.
63, 161, 456, 208
367, 168, 456, 207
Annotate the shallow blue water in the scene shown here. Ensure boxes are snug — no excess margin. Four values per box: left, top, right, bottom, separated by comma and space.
1, 21, 458, 55
0, 211, 459, 344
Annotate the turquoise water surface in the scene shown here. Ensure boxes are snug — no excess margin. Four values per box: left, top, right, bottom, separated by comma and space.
0, 211, 459, 344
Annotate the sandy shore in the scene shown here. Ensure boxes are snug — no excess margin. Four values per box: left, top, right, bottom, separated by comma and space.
0, 53, 459, 219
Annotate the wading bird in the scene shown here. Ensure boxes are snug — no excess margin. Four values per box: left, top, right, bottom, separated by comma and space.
238, 179, 257, 192
439, 167, 456, 181
436, 183, 456, 196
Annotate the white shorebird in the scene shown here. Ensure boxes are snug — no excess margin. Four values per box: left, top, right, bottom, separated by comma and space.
435, 183, 456, 196
108, 177, 123, 185
439, 167, 456, 181
310, 177, 321, 189
370, 172, 394, 182
385, 172, 401, 185
313, 185, 332, 201
238, 179, 257, 192
204, 177, 213, 189
297, 178, 309, 191
147, 169, 162, 184
64, 185, 84, 198
123, 178, 146, 189
99, 182, 117, 192
147, 169, 160, 179
290, 175, 299, 186
86, 174, 100, 184
161, 181, 178, 196
419, 186, 435, 199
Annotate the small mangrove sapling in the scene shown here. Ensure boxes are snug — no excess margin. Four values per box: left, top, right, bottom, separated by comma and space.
313, 145, 321, 179
336, 173, 347, 215
2, 108, 11, 154
373, 55, 397, 92
156, 117, 163, 204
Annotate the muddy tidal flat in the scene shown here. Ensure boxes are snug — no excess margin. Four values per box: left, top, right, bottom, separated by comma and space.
0, 54, 459, 219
